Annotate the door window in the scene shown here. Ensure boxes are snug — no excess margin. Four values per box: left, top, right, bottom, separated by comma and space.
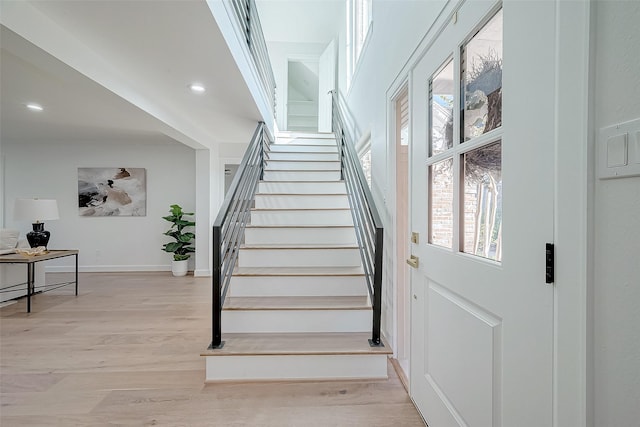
429, 60, 454, 155
463, 142, 502, 260
461, 10, 503, 142
427, 8, 503, 262
428, 158, 454, 248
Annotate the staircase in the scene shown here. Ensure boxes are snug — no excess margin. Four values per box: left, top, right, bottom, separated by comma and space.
203, 131, 390, 381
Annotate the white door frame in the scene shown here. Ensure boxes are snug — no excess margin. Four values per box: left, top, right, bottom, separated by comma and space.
552, 1, 593, 425
318, 40, 336, 132
283, 54, 320, 132
387, 79, 412, 380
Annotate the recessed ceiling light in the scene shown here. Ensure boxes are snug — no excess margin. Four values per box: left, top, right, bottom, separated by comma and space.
189, 83, 206, 93
26, 103, 43, 111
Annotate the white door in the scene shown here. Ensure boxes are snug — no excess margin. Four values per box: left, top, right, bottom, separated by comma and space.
409, 3, 555, 426
318, 40, 336, 132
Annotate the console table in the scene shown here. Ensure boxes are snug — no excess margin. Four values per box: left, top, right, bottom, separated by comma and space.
0, 250, 78, 312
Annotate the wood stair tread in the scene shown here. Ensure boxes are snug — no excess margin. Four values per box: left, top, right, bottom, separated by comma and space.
265, 169, 339, 172
224, 296, 371, 310
271, 143, 337, 146
245, 224, 353, 228
254, 193, 347, 196
240, 243, 358, 249
202, 332, 390, 356
266, 159, 338, 162
233, 266, 365, 276
260, 180, 345, 183
251, 207, 350, 211
273, 136, 336, 140
271, 142, 337, 145
268, 151, 337, 154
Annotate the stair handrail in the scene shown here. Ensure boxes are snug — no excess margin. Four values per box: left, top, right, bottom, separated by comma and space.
210, 122, 272, 349
230, 0, 277, 117
330, 90, 384, 347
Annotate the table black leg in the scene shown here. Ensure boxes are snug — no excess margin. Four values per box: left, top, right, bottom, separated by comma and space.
75, 253, 78, 296
27, 263, 34, 313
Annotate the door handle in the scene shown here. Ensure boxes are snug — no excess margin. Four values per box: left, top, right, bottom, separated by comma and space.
406, 255, 419, 268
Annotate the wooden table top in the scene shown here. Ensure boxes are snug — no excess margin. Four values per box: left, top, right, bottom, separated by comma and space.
0, 249, 78, 263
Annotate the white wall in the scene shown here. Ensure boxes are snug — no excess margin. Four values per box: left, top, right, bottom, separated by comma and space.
339, 0, 441, 351
593, 1, 640, 425
2, 139, 196, 272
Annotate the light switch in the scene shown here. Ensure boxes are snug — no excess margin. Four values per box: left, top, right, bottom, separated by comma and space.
607, 133, 628, 167
598, 118, 640, 179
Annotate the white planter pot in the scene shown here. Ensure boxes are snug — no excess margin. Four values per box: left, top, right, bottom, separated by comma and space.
171, 259, 189, 277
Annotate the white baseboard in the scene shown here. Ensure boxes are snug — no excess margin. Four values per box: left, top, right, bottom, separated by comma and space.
45, 265, 170, 273
45, 265, 211, 275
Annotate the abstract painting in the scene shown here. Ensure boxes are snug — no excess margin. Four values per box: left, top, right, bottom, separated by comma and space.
78, 168, 146, 216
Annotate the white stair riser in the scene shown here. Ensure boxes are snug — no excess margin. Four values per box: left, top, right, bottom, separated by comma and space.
254, 194, 349, 210
204, 354, 388, 382
229, 275, 367, 297
250, 209, 353, 226
238, 248, 361, 268
265, 161, 340, 171
274, 136, 337, 145
267, 152, 339, 161
245, 226, 356, 245
263, 170, 341, 181
258, 181, 346, 194
269, 145, 338, 157
222, 309, 371, 333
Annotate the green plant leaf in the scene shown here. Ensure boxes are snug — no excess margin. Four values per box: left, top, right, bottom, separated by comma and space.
178, 233, 195, 242
174, 219, 195, 227
162, 215, 178, 223
163, 242, 182, 253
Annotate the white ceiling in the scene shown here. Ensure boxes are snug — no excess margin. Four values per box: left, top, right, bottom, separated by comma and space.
0, 0, 263, 148
0, 26, 176, 145
0, 0, 346, 149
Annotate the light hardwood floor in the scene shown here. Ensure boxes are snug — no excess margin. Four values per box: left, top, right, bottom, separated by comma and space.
0, 272, 425, 426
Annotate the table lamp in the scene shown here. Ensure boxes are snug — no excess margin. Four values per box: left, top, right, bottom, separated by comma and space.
13, 198, 60, 248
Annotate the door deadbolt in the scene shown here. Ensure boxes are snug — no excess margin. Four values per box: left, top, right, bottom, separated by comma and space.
406, 255, 419, 268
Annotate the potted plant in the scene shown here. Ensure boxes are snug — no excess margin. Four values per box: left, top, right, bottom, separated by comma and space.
162, 204, 195, 276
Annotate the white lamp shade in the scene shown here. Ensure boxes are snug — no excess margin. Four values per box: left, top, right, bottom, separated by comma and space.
14, 198, 60, 222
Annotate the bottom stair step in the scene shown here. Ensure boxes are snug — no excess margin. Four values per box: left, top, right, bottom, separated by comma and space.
202, 332, 391, 382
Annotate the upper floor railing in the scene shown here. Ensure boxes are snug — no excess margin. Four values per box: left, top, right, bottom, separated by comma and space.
210, 122, 271, 349
330, 91, 384, 347
230, 0, 277, 117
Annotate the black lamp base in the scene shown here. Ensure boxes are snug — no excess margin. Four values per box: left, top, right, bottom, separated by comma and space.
26, 223, 51, 248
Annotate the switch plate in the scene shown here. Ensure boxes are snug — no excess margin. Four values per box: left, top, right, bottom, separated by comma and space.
598, 118, 640, 179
